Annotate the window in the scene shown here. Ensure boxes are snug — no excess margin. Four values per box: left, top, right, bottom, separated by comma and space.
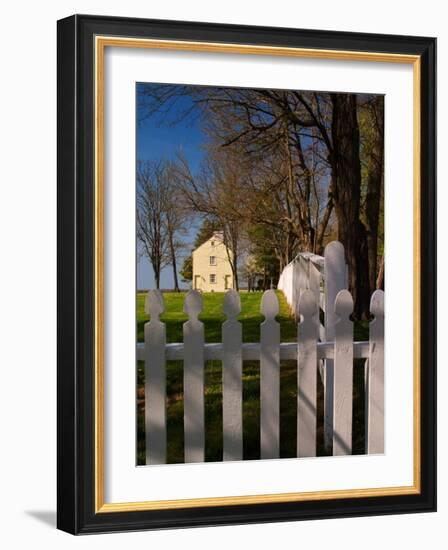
209, 256, 216, 265
211, 241, 215, 246
209, 274, 216, 284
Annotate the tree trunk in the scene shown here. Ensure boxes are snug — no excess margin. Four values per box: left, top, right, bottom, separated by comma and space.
168, 230, 180, 292
154, 266, 161, 289
365, 168, 382, 295
233, 261, 239, 291
226, 246, 239, 291
376, 254, 385, 290
364, 97, 384, 295
223, 224, 239, 291
285, 131, 315, 253
331, 93, 370, 320
315, 195, 333, 255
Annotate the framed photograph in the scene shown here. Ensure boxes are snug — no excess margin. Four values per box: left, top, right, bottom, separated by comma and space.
57, 14, 436, 534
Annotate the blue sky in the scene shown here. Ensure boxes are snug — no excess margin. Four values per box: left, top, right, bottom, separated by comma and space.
136, 85, 205, 290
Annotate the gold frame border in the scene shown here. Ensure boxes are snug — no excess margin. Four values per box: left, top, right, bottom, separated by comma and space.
94, 36, 422, 513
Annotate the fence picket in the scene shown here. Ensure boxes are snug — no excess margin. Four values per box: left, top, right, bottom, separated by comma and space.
260, 290, 280, 459
323, 241, 348, 451
333, 290, 354, 455
145, 290, 166, 465
366, 290, 385, 454
297, 290, 318, 457
183, 290, 205, 463
222, 290, 243, 461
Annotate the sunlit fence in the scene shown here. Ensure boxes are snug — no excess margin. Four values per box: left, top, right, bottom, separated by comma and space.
140, 259, 384, 464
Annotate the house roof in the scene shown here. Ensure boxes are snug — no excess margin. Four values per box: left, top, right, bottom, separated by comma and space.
192, 232, 226, 254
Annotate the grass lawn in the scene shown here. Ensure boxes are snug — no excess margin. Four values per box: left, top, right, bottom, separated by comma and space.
136, 289, 299, 343
136, 290, 368, 465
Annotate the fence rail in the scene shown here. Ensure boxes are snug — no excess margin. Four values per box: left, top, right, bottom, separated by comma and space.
142, 279, 384, 465
137, 341, 371, 361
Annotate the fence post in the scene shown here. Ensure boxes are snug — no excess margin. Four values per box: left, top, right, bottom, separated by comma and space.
260, 290, 280, 459
145, 290, 166, 465
308, 262, 321, 310
183, 290, 205, 463
323, 241, 347, 451
333, 289, 354, 455
297, 290, 318, 457
295, 256, 308, 317
222, 290, 243, 461
366, 290, 385, 454
291, 262, 298, 318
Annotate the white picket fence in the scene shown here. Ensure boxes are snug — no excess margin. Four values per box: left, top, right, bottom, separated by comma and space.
139, 272, 384, 465
278, 241, 353, 448
278, 241, 348, 332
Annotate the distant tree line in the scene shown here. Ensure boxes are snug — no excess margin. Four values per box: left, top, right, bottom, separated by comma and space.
136, 160, 188, 292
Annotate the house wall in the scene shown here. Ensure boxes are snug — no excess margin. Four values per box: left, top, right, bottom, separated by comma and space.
192, 237, 234, 292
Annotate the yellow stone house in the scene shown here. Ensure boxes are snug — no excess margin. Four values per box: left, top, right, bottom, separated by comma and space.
192, 232, 234, 292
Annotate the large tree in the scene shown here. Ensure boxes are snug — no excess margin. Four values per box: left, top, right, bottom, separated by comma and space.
330, 93, 370, 319
136, 161, 170, 289
173, 153, 245, 290
163, 160, 190, 291
136, 160, 187, 290
359, 95, 384, 293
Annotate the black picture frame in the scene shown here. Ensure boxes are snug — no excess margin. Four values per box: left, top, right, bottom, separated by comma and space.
57, 14, 436, 534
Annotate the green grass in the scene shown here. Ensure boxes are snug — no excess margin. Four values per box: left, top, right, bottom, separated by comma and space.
136, 290, 368, 465
136, 290, 298, 343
